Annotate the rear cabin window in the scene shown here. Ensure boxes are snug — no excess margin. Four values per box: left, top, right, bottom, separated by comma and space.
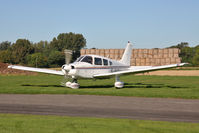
103, 59, 108, 66
109, 61, 112, 66
94, 57, 102, 65
81, 56, 93, 64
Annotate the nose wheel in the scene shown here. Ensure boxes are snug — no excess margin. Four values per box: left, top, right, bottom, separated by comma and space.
65, 77, 80, 89
114, 75, 124, 89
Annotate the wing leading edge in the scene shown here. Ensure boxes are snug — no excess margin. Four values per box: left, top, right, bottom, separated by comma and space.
93, 63, 187, 77
8, 65, 64, 76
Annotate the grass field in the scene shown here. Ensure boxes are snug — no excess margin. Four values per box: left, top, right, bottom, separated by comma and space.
0, 113, 199, 133
0, 74, 199, 99
171, 67, 199, 70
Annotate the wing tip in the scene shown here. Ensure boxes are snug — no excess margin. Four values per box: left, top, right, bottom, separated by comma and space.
8, 65, 13, 68
177, 63, 189, 66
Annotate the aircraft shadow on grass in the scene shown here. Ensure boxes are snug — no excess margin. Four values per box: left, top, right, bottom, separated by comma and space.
124, 83, 187, 89
21, 84, 113, 89
22, 83, 187, 89
81, 83, 187, 89
22, 84, 63, 87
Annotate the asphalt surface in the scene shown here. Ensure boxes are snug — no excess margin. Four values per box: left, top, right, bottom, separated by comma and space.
0, 94, 199, 123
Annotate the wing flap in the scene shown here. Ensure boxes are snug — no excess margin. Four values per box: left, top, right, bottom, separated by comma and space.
8, 65, 64, 76
93, 63, 186, 77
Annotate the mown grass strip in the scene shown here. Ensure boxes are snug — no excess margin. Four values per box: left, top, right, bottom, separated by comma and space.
0, 75, 199, 99
0, 113, 199, 133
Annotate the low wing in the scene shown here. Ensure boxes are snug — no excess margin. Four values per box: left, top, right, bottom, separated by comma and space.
93, 63, 186, 77
8, 65, 64, 76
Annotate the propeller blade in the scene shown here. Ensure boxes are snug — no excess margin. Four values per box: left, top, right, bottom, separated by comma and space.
64, 49, 72, 65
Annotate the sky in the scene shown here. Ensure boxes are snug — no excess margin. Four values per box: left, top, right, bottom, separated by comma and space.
0, 0, 199, 48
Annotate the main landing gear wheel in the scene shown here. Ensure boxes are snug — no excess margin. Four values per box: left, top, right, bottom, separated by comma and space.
114, 75, 124, 89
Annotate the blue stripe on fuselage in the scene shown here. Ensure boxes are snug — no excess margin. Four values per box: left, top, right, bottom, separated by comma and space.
75, 66, 129, 70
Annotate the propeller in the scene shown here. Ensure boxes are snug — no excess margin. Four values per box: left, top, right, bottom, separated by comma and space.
61, 49, 72, 86
61, 49, 75, 87
64, 49, 72, 65
62, 49, 73, 78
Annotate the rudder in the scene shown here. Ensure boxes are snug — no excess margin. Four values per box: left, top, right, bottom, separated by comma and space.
119, 42, 132, 66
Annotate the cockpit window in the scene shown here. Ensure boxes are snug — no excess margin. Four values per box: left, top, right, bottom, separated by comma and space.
103, 59, 108, 66
81, 56, 93, 64
76, 56, 84, 62
94, 57, 102, 65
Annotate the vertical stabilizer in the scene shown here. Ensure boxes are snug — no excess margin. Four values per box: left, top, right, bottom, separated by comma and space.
119, 42, 132, 66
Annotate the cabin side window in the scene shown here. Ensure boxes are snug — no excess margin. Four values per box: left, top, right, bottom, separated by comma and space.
94, 57, 102, 65
81, 56, 93, 64
109, 61, 112, 66
103, 59, 108, 66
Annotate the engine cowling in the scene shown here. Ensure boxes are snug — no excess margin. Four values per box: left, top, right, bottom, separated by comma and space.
62, 65, 71, 71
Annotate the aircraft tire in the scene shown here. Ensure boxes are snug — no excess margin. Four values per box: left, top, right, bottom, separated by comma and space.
70, 82, 80, 89
114, 81, 124, 89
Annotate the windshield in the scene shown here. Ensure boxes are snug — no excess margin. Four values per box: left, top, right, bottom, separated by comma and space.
81, 56, 93, 64
76, 56, 84, 62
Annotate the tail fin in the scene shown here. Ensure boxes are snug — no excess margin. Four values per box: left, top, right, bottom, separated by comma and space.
119, 41, 132, 66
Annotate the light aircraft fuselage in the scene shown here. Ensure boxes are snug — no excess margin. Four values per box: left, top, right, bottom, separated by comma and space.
64, 54, 129, 78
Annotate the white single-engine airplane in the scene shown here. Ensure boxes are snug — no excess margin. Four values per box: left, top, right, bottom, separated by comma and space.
8, 42, 186, 89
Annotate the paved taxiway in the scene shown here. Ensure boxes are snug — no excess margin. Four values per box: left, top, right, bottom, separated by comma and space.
0, 94, 198, 123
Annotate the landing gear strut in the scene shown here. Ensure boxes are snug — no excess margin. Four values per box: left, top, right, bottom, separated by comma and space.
114, 75, 124, 89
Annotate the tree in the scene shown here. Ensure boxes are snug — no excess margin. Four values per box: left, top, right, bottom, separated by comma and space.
169, 42, 189, 49
169, 42, 195, 64
11, 39, 34, 64
34, 41, 49, 53
0, 50, 12, 63
192, 54, 199, 66
0, 32, 87, 67
48, 50, 65, 67
0, 41, 11, 51
192, 47, 199, 66
26, 53, 48, 68
180, 47, 195, 64
49, 32, 86, 61
195, 45, 199, 49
